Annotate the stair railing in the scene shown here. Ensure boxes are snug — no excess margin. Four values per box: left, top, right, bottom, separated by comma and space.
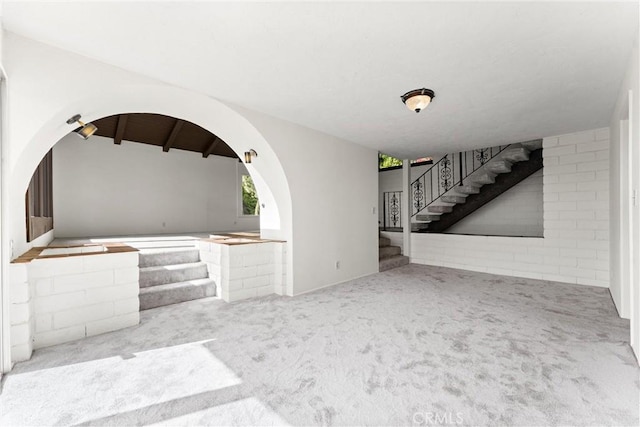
410, 145, 510, 216
382, 191, 402, 230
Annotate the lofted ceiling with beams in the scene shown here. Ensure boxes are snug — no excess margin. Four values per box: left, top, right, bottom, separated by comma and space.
2, 2, 639, 159
90, 114, 237, 159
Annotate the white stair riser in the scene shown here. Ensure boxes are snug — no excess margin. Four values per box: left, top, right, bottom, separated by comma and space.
140, 263, 208, 287
140, 279, 216, 310
139, 249, 200, 268
379, 255, 409, 272
379, 245, 401, 259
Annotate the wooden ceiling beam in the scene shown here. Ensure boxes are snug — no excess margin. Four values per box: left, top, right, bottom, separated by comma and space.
114, 114, 129, 145
163, 119, 185, 152
203, 136, 221, 158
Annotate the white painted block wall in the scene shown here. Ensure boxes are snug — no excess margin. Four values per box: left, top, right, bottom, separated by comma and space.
410, 128, 610, 287
30, 252, 140, 349
10, 250, 140, 363
53, 134, 259, 237
199, 240, 287, 302
9, 264, 32, 362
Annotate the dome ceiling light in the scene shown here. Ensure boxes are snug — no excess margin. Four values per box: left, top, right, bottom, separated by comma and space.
401, 88, 436, 113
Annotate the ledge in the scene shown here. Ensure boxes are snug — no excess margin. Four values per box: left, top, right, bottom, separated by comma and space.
203, 232, 286, 246
12, 243, 138, 264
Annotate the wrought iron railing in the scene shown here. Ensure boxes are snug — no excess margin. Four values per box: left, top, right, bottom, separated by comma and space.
410, 145, 510, 216
382, 191, 402, 229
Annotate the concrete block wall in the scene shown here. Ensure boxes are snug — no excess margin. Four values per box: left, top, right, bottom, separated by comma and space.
411, 128, 610, 287
199, 240, 287, 302
10, 250, 140, 363
9, 263, 33, 362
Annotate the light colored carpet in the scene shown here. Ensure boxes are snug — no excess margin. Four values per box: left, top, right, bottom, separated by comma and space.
1, 264, 638, 426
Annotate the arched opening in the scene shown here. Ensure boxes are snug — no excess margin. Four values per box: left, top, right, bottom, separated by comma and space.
45, 112, 261, 239
8, 84, 292, 260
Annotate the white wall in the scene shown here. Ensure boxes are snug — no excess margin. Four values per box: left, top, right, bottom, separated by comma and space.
609, 39, 640, 359
411, 128, 610, 288
53, 134, 259, 237
447, 170, 543, 237
233, 104, 379, 295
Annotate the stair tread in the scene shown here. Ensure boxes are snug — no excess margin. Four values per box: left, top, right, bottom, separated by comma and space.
138, 247, 200, 254
139, 278, 216, 294
140, 261, 206, 272
378, 236, 391, 247
379, 245, 401, 259
139, 278, 216, 310
379, 255, 410, 272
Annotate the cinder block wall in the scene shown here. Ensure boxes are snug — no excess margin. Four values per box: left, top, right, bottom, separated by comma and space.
10, 250, 140, 364
409, 127, 610, 287
199, 240, 287, 302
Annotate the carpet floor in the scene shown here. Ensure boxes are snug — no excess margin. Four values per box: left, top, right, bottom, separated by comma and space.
1, 264, 638, 426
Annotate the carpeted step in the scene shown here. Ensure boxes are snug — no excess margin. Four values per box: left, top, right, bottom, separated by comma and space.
126, 240, 200, 250
379, 245, 401, 259
379, 255, 409, 272
520, 139, 543, 151
379, 236, 391, 247
487, 160, 512, 174
500, 147, 530, 162
469, 172, 495, 186
139, 278, 216, 310
453, 185, 480, 195
139, 262, 208, 288
441, 195, 466, 204
427, 205, 453, 214
139, 248, 200, 268
415, 214, 441, 222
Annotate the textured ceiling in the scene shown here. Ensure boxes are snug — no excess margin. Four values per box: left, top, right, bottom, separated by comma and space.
3, 2, 638, 158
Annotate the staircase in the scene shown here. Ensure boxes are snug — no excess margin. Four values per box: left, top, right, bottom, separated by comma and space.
379, 235, 409, 272
138, 246, 216, 310
412, 140, 543, 232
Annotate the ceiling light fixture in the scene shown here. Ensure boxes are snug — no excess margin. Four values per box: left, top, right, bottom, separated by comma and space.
66, 114, 98, 139
401, 88, 436, 113
244, 149, 258, 164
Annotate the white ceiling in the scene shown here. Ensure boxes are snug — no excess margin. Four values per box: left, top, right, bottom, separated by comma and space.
2, 1, 638, 158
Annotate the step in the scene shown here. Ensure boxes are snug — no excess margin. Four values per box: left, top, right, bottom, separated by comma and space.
520, 140, 543, 151
127, 241, 199, 250
379, 255, 409, 272
500, 147, 530, 162
440, 195, 466, 204
379, 236, 391, 247
379, 245, 401, 259
453, 185, 480, 195
427, 205, 453, 214
139, 262, 209, 288
415, 214, 441, 222
139, 278, 216, 310
412, 223, 430, 232
139, 248, 200, 268
487, 160, 512, 174
469, 172, 495, 186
